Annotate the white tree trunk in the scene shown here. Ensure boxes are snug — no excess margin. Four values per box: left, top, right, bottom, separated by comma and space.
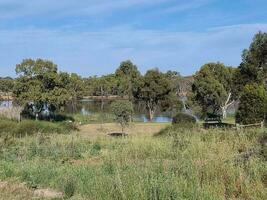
221, 93, 235, 119
147, 102, 155, 121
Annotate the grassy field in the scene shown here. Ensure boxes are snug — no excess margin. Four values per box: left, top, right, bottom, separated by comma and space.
0, 120, 266, 199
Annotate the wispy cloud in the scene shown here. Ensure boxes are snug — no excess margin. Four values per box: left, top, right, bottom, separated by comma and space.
0, 23, 266, 77
159, 0, 213, 14
0, 0, 170, 18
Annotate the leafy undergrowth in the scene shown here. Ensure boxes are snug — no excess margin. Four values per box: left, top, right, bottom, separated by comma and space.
73, 113, 115, 125
0, 118, 78, 137
0, 126, 266, 199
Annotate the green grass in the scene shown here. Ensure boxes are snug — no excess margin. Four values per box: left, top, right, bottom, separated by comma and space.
0, 118, 78, 137
73, 113, 115, 125
0, 125, 266, 199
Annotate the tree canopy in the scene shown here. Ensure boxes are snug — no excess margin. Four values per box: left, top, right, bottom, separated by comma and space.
111, 100, 134, 132
234, 32, 267, 97
14, 59, 70, 119
192, 63, 235, 117
236, 84, 267, 124
115, 60, 141, 101
136, 69, 172, 121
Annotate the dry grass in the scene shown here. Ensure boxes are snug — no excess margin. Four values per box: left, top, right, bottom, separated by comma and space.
0, 106, 22, 121
0, 180, 63, 200
0, 123, 266, 199
0, 181, 34, 200
79, 122, 169, 137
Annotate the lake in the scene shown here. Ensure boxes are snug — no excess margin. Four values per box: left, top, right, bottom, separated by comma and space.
0, 100, 173, 123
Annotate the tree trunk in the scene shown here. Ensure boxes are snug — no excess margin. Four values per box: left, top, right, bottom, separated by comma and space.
221, 92, 235, 119
222, 107, 227, 119
148, 107, 155, 121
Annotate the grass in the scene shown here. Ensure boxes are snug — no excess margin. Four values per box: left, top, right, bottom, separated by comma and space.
0, 118, 78, 137
0, 123, 266, 199
73, 113, 115, 125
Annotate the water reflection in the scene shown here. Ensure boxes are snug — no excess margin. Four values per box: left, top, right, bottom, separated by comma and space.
0, 101, 12, 108
67, 100, 172, 123
0, 100, 173, 123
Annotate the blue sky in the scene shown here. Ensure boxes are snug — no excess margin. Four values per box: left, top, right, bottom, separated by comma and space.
0, 0, 267, 77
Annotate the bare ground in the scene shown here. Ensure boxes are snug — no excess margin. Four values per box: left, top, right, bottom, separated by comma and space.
78, 122, 169, 138
0, 181, 63, 200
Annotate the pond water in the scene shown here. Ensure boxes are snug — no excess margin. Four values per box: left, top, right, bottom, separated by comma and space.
0, 100, 173, 123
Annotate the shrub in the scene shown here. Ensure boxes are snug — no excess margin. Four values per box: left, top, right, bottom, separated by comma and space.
0, 119, 78, 137
236, 84, 267, 124
90, 143, 102, 156
172, 112, 197, 125
64, 178, 76, 199
111, 100, 133, 132
259, 132, 267, 161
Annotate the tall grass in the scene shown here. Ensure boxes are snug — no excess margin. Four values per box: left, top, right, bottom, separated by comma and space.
0, 127, 266, 199
0, 118, 78, 137
0, 106, 22, 121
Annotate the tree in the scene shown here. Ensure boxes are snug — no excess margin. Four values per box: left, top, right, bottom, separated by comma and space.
0, 77, 14, 105
115, 60, 141, 101
14, 59, 70, 120
111, 100, 134, 132
0, 77, 14, 93
233, 32, 267, 97
236, 84, 267, 125
59, 72, 85, 112
165, 71, 193, 114
192, 63, 235, 118
137, 69, 172, 121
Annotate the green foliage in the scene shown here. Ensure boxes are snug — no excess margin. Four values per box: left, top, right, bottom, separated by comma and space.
236, 84, 267, 124
0, 118, 77, 136
234, 32, 267, 97
172, 112, 197, 125
111, 100, 133, 131
90, 142, 102, 156
14, 59, 71, 119
160, 92, 183, 114
85, 74, 118, 97
192, 62, 234, 115
0, 128, 266, 199
59, 72, 85, 111
137, 69, 172, 121
0, 77, 14, 93
73, 113, 115, 125
259, 132, 267, 161
115, 60, 141, 100
63, 177, 76, 198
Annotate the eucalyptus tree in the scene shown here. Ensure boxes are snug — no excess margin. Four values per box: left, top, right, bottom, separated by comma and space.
233, 32, 267, 124
137, 69, 172, 121
115, 60, 141, 101
233, 32, 267, 98
14, 59, 70, 119
59, 72, 85, 112
111, 100, 134, 132
0, 77, 14, 104
192, 63, 235, 118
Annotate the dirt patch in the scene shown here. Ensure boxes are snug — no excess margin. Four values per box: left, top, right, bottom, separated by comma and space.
0, 181, 34, 200
0, 180, 63, 199
34, 188, 63, 199
79, 123, 169, 138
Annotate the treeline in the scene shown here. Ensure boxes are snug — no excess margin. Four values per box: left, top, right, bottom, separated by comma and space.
1, 60, 189, 121
0, 31, 266, 124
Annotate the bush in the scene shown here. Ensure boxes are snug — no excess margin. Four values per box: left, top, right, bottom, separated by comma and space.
64, 177, 76, 198
111, 100, 133, 132
172, 112, 197, 125
0, 119, 78, 137
236, 84, 267, 124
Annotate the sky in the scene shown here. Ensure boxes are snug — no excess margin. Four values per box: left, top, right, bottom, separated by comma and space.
0, 0, 267, 77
